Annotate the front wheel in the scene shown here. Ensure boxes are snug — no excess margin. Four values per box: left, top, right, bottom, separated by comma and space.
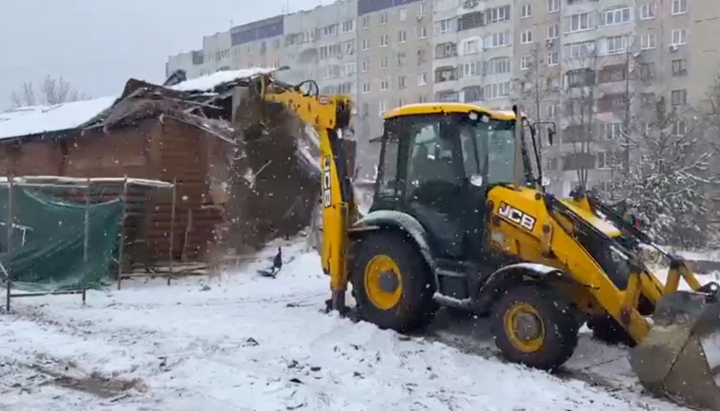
490, 283, 579, 370
351, 231, 437, 332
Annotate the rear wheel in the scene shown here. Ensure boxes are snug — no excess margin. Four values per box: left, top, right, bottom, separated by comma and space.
351, 231, 437, 332
490, 283, 579, 370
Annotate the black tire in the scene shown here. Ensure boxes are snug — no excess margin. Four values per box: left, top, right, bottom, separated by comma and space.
351, 231, 437, 332
587, 316, 636, 347
490, 283, 579, 371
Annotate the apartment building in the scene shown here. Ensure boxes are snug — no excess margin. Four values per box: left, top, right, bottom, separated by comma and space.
432, 0, 515, 109
280, 1, 358, 95
166, 0, 720, 185
355, 0, 434, 170
165, 16, 285, 78
510, 0, 720, 196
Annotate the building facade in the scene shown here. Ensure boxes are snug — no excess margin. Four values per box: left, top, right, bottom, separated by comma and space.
355, 0, 434, 172
167, 0, 720, 187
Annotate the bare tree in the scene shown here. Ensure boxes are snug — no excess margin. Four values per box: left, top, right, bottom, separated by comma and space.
8, 75, 88, 108
613, 95, 717, 247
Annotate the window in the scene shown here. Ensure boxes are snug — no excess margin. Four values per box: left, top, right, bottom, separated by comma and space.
483, 82, 511, 99
461, 62, 480, 78
362, 82, 370, 93
547, 24, 559, 40
521, 30, 533, 44
398, 76, 407, 89
485, 57, 512, 75
547, 51, 559, 66
458, 11, 485, 31
563, 41, 595, 60
672, 59, 688, 76
361, 60, 369, 72
397, 52, 406, 67
362, 16, 370, 29
521, 55, 532, 70
398, 30, 407, 43
672, 120, 687, 136
640, 3, 656, 20
548, 0, 560, 13
598, 64, 626, 83
672, 0, 687, 15
419, 26, 428, 39
461, 38, 481, 55
400, 8, 407, 21
600, 7, 632, 27
462, 86, 482, 102
435, 42, 458, 58
484, 31, 512, 48
435, 66, 458, 82
521, 4, 532, 18
638, 62, 656, 81
362, 39, 370, 50
380, 35, 389, 47
486, 6, 511, 23
601, 123, 624, 140
566, 68, 595, 88
323, 24, 338, 37
418, 72, 428, 86
380, 12, 388, 25
671, 28, 688, 45
404, 119, 458, 190
640, 33, 656, 50
437, 90, 459, 102
417, 48, 428, 65
545, 104, 556, 119
341, 19, 355, 33
602, 35, 628, 55
381, 79, 390, 91
419, 3, 426, 16
564, 12, 594, 33
563, 153, 595, 171
671, 89, 687, 106
436, 18, 453, 34
381, 56, 389, 69
343, 62, 356, 76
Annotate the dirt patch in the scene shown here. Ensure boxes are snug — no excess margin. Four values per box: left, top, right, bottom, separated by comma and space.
35, 365, 147, 398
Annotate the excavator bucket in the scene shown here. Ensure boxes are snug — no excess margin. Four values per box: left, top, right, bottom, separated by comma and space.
630, 290, 720, 410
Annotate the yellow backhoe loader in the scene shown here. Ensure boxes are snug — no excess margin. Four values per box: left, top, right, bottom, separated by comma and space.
238, 72, 720, 410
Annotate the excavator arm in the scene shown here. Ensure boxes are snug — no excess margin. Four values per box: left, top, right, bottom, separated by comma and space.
241, 73, 356, 312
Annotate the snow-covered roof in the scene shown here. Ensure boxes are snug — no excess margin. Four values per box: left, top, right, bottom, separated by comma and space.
0, 67, 275, 141
170, 68, 275, 92
0, 97, 118, 140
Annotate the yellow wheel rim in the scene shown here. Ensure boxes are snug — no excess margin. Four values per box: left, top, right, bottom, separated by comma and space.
364, 255, 403, 310
503, 302, 546, 353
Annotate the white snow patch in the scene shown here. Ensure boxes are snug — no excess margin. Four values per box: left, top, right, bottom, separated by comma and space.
170, 68, 276, 92
0, 97, 118, 140
0, 243, 687, 410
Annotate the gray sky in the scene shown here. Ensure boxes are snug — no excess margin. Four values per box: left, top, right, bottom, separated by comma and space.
0, 0, 323, 110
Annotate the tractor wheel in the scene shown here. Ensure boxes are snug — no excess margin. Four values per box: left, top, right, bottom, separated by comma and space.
351, 231, 437, 332
490, 283, 579, 371
587, 316, 636, 347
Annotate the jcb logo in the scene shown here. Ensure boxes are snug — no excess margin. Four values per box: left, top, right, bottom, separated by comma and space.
498, 202, 536, 231
322, 156, 332, 208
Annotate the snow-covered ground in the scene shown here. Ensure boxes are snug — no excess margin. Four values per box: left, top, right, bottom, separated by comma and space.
0, 240, 702, 411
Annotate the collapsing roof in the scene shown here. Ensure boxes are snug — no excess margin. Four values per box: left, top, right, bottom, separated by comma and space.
0, 68, 277, 141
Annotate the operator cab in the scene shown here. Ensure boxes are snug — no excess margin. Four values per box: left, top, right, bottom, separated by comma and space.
371, 103, 535, 265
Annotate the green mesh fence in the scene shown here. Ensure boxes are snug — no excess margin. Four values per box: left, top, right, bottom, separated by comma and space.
0, 186, 123, 292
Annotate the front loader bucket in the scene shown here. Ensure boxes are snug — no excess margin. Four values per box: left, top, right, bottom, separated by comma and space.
630, 290, 720, 410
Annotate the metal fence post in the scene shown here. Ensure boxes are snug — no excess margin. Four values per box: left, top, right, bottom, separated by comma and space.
5, 175, 14, 312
